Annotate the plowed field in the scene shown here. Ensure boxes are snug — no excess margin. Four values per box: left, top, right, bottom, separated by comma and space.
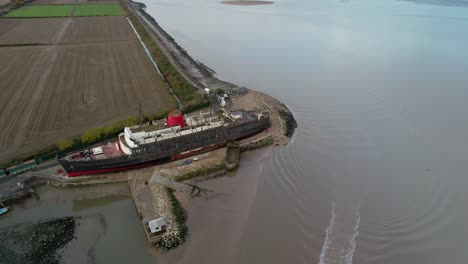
0, 16, 136, 45
0, 16, 175, 164
60, 16, 135, 43
0, 18, 68, 45
30, 0, 119, 4
30, 0, 77, 4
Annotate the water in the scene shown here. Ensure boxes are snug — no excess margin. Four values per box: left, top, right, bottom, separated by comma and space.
0, 184, 155, 264
138, 0, 468, 263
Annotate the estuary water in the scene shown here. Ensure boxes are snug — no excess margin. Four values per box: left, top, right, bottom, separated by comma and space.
0, 184, 155, 264
140, 0, 468, 263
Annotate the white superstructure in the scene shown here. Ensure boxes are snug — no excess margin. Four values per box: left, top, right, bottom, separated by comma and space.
119, 111, 225, 155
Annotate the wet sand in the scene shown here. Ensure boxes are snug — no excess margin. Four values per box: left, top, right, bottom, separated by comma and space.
154, 148, 272, 263
221, 1, 274, 5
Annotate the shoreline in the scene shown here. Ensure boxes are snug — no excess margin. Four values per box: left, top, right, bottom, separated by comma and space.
221, 1, 275, 5
127, 0, 232, 90
123, 0, 297, 250
0, 0, 297, 257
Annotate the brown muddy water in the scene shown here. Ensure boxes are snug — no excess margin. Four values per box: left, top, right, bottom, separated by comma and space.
140, 0, 468, 263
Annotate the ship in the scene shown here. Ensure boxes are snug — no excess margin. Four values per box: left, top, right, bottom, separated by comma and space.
58, 109, 270, 177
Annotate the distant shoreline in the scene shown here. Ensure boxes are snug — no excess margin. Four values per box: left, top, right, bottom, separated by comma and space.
221, 0, 274, 5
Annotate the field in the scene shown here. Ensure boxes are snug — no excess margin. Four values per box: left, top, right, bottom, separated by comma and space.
30, 0, 76, 4
0, 18, 67, 45
0, 16, 137, 45
30, 0, 119, 4
1, 4, 123, 17
60, 16, 136, 43
0, 16, 176, 164
73, 4, 122, 16
2, 5, 73, 17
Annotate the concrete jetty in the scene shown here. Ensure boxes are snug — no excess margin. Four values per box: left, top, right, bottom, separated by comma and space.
128, 175, 161, 245
0, 176, 41, 205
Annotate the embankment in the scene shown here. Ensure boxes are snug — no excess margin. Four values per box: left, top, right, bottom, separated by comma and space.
127, 0, 296, 139
127, 0, 239, 90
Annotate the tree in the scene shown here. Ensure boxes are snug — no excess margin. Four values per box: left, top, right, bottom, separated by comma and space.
56, 139, 73, 151
104, 117, 138, 136
81, 127, 104, 144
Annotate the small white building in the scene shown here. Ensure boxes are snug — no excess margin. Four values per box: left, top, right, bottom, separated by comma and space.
148, 217, 168, 234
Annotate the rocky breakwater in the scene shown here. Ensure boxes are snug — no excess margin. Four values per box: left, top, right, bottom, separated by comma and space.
232, 89, 297, 147
150, 184, 187, 251
0, 217, 76, 264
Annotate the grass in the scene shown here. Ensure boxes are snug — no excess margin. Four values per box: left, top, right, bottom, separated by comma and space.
174, 163, 225, 182
240, 135, 274, 152
278, 109, 297, 137
3, 5, 73, 17
126, 10, 208, 112
73, 4, 123, 16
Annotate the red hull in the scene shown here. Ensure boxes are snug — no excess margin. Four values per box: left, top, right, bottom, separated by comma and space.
67, 160, 165, 177
67, 143, 226, 177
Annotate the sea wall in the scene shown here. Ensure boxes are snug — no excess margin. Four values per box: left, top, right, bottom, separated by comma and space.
127, 0, 240, 90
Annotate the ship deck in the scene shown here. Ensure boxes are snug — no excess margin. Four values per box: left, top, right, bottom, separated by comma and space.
130, 122, 167, 133
129, 112, 224, 134
63, 140, 126, 162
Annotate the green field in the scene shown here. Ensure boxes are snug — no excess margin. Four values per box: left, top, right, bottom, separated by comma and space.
3, 5, 74, 17
73, 4, 123, 16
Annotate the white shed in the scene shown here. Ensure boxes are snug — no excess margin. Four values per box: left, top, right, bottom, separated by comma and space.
148, 217, 168, 234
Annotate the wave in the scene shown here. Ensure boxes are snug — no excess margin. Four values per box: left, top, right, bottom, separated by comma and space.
344, 206, 360, 264
318, 201, 361, 264
319, 201, 337, 264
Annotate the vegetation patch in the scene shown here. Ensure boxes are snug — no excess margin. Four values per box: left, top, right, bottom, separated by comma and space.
56, 139, 73, 151
126, 10, 208, 111
240, 135, 274, 152
73, 4, 123, 16
1, 111, 164, 169
157, 187, 188, 250
278, 109, 297, 137
2, 5, 73, 17
174, 162, 225, 182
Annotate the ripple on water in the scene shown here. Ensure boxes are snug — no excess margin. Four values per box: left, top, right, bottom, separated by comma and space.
318, 201, 361, 264
356, 170, 465, 263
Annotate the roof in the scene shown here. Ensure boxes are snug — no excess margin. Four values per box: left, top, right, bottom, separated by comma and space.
148, 217, 168, 233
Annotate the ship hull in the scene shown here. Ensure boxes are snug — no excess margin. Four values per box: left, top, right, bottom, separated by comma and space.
65, 143, 225, 177
59, 111, 270, 177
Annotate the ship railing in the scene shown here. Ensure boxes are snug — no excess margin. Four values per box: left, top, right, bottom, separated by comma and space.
152, 119, 167, 126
